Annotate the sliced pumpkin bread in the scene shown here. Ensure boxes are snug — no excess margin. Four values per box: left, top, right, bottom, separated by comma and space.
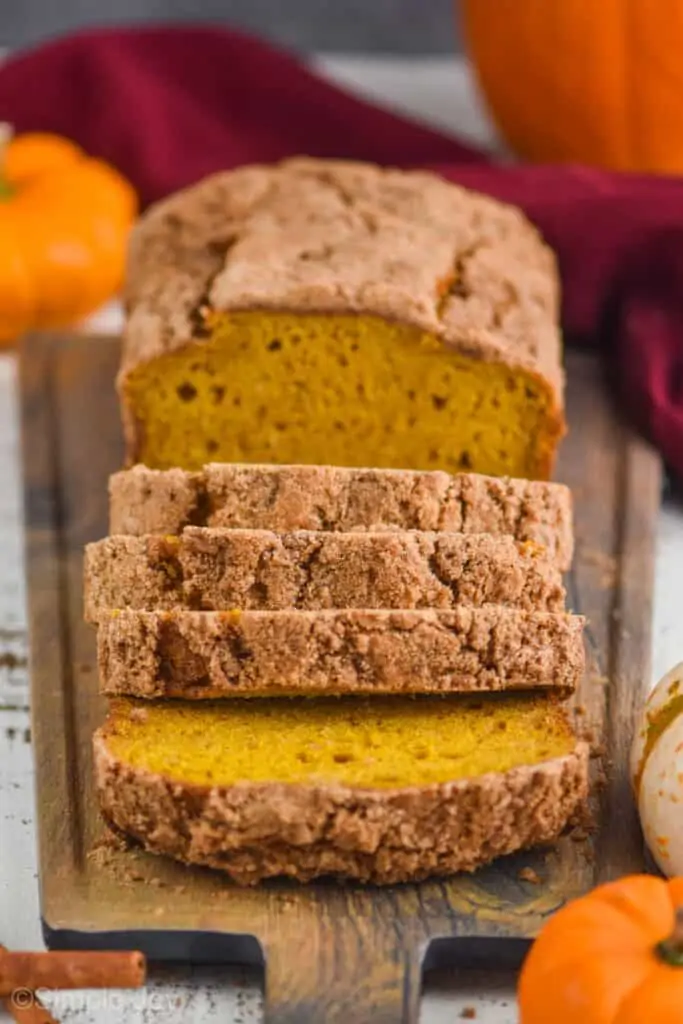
109, 463, 573, 569
84, 529, 565, 621
94, 694, 589, 885
97, 606, 585, 699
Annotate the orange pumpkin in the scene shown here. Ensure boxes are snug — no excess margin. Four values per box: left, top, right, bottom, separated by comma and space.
518, 874, 683, 1023
461, 0, 683, 174
0, 124, 137, 344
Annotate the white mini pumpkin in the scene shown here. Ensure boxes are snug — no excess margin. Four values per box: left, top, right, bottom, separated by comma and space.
631, 662, 683, 876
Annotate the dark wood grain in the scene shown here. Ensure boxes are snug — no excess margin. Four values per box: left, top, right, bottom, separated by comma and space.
20, 333, 661, 1024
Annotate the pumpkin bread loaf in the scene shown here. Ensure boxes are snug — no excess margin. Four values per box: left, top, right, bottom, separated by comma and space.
94, 694, 589, 885
119, 158, 564, 479
110, 463, 574, 569
97, 607, 585, 699
84, 529, 565, 621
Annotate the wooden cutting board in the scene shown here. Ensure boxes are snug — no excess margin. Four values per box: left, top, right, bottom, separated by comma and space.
20, 333, 661, 1024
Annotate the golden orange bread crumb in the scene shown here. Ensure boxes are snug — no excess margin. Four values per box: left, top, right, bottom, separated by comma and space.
119, 159, 565, 478
94, 694, 589, 884
123, 313, 562, 477
102, 693, 576, 789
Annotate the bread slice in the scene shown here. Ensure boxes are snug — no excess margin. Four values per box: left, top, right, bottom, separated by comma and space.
109, 463, 574, 569
84, 529, 565, 621
94, 694, 589, 885
119, 159, 564, 480
97, 606, 585, 699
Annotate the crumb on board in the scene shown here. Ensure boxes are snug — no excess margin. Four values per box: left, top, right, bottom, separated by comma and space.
275, 894, 298, 907
460, 1008, 477, 1020
568, 799, 597, 834
576, 722, 598, 746
581, 548, 617, 589
518, 867, 541, 885
583, 844, 596, 865
88, 828, 129, 865
88, 831, 172, 890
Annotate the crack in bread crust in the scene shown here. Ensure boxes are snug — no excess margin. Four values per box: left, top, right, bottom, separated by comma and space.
120, 159, 562, 389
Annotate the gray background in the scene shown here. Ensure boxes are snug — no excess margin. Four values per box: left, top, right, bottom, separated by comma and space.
0, 0, 464, 53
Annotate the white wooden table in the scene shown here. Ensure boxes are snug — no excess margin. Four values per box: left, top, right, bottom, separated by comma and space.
1, 55, 682, 1023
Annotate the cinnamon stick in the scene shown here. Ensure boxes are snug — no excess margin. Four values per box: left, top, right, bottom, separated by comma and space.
3, 992, 59, 1024
0, 949, 146, 997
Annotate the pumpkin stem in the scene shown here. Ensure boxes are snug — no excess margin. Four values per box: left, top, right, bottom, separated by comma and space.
0, 122, 14, 199
657, 908, 683, 967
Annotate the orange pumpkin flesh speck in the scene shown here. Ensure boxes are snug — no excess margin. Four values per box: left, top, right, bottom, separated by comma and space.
518, 875, 683, 1023
0, 124, 137, 344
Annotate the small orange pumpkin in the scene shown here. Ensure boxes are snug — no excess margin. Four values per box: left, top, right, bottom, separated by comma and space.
461, 0, 683, 174
518, 874, 683, 1023
0, 124, 137, 344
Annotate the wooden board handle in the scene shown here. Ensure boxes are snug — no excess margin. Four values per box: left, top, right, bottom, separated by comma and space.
264, 937, 422, 1023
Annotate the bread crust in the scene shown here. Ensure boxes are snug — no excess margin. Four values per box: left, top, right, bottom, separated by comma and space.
109, 463, 574, 570
96, 607, 585, 699
93, 730, 589, 885
84, 529, 565, 620
117, 158, 565, 467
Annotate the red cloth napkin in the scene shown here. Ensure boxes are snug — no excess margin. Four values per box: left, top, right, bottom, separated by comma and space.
1, 24, 681, 477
